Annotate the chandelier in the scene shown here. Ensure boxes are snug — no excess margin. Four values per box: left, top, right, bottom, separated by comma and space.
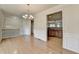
22, 4, 34, 20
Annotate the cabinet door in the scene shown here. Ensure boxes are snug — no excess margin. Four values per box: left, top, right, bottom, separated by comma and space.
47, 11, 62, 21
48, 29, 56, 37
58, 30, 62, 38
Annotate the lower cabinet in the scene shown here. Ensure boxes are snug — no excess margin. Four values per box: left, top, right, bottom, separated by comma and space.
48, 28, 62, 38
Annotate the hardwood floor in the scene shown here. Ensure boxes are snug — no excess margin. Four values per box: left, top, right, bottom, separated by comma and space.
0, 36, 77, 54
48, 37, 77, 54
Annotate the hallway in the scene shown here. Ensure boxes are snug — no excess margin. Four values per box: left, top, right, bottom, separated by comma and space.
0, 36, 76, 54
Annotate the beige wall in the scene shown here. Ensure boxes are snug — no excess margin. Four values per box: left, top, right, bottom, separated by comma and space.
34, 5, 79, 53
63, 5, 79, 33
63, 5, 79, 53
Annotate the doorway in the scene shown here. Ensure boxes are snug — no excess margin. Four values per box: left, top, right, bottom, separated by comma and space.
47, 11, 63, 51
31, 20, 34, 36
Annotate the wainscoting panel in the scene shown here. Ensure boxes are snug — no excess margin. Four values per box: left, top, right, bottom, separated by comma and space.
63, 33, 79, 53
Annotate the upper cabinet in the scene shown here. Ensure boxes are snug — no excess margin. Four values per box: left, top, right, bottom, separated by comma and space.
47, 11, 62, 21
47, 11, 62, 28
47, 11, 62, 38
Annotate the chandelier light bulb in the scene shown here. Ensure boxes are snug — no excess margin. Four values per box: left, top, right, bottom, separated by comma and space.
22, 4, 34, 20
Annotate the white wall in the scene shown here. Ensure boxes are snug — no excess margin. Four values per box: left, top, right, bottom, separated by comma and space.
3, 16, 22, 38
0, 10, 31, 38
34, 5, 79, 53
4, 15, 31, 36
34, 13, 47, 41
5, 16, 21, 29
20, 19, 31, 35
34, 5, 63, 41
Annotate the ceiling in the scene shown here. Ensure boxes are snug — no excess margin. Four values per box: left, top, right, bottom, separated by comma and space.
0, 4, 57, 15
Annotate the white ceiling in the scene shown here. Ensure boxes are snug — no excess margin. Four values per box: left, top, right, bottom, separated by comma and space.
0, 4, 57, 15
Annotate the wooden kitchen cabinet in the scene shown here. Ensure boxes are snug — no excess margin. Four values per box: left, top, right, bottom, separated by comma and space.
48, 29, 56, 37
55, 29, 62, 38
47, 11, 62, 39
48, 28, 62, 38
